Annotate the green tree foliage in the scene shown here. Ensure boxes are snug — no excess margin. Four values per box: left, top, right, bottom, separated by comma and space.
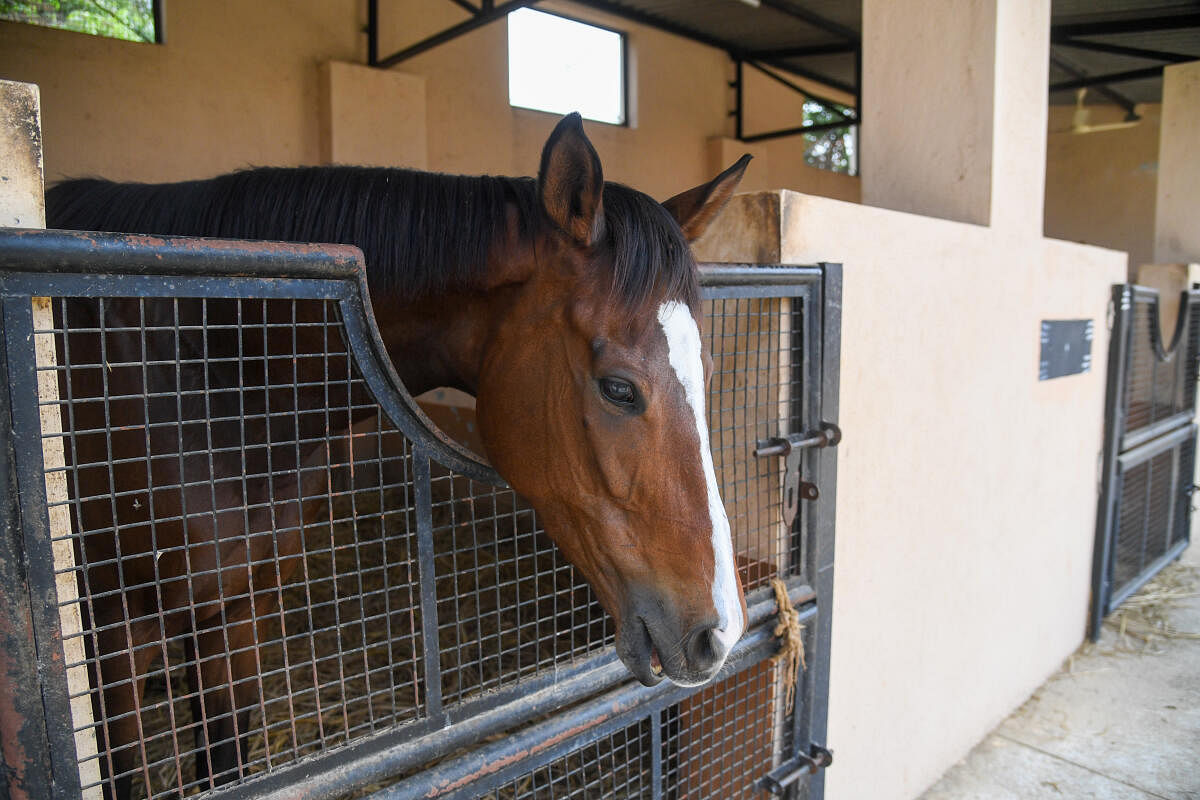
802, 99, 856, 176
0, 0, 155, 43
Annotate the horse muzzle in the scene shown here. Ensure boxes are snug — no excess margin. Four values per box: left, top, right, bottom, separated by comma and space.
615, 595, 737, 688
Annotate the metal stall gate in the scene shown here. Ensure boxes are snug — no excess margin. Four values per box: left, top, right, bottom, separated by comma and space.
1091, 284, 1200, 640
0, 229, 840, 800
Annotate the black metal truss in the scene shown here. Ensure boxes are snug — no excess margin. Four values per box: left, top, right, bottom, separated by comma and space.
732, 60, 858, 145
1049, 53, 1142, 119
1050, 11, 1200, 39
367, 0, 537, 69
1046, 8, 1200, 105
364, 1, 1197, 143
1049, 64, 1168, 93
565, 0, 860, 141
365, 0, 860, 144
1051, 36, 1199, 64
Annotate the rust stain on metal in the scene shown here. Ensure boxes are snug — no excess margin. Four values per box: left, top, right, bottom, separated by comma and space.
0, 615, 33, 800
425, 707, 618, 797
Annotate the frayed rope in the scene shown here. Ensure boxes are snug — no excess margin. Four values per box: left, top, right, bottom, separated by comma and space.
770, 577, 806, 709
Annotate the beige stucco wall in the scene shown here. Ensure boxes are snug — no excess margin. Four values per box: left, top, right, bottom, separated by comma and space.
1044, 103, 1160, 275
0, 0, 858, 202
696, 191, 1127, 800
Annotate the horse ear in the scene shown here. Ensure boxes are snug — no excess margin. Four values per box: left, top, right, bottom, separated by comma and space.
662, 154, 752, 242
538, 112, 605, 246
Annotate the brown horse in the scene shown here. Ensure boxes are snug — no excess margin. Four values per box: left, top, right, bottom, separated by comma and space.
47, 113, 750, 797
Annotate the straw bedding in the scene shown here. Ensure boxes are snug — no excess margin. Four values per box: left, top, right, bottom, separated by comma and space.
126, 469, 610, 799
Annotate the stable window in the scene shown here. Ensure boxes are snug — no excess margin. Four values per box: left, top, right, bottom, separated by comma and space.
0, 0, 160, 43
507, 8, 626, 126
803, 100, 857, 176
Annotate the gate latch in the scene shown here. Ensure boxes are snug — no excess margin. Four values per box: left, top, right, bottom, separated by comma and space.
754, 423, 842, 527
759, 744, 834, 795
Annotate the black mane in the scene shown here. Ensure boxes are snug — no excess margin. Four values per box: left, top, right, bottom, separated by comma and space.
46, 166, 698, 308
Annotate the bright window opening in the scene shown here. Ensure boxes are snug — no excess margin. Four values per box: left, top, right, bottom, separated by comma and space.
0, 0, 159, 43
802, 100, 857, 176
508, 8, 625, 126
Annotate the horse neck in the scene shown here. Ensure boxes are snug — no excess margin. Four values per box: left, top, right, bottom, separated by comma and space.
369, 248, 527, 398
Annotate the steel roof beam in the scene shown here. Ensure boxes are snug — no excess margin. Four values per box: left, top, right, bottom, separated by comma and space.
1051, 11, 1200, 38
372, 0, 537, 69
1049, 65, 1166, 92
758, 0, 858, 43
760, 58, 855, 95
1051, 36, 1199, 64
747, 42, 858, 60
740, 118, 855, 144
1048, 53, 1140, 118
566, 0, 857, 95
567, 0, 740, 55
746, 60, 854, 120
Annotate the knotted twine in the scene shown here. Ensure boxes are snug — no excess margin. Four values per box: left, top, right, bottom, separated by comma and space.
770, 577, 806, 709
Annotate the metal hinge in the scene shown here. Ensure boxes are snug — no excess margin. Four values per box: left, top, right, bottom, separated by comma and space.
759, 744, 835, 795
754, 422, 842, 527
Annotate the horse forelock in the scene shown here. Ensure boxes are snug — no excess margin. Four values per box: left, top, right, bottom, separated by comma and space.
592, 183, 700, 314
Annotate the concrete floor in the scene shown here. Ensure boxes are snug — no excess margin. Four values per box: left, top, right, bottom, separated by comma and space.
920, 544, 1200, 800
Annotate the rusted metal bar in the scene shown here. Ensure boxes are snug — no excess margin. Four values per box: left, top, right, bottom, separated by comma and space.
217, 582, 816, 800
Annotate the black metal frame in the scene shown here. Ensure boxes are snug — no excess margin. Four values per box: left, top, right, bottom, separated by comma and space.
1048, 10, 1200, 113
0, 229, 840, 799
365, 0, 860, 146
1091, 284, 1200, 641
505, 5, 631, 127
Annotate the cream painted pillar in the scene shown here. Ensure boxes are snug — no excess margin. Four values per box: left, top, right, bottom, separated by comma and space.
0, 80, 45, 227
861, 0, 1050, 233
861, 0, 996, 224
989, 0, 1050, 237
1154, 61, 1200, 264
1, 79, 103, 799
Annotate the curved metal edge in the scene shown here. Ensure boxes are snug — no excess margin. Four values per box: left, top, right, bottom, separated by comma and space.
1130, 284, 1200, 363
698, 263, 823, 285
0, 228, 364, 278
0, 228, 508, 486
337, 275, 507, 487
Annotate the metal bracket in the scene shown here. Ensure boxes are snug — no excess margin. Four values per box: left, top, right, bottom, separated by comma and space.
759, 743, 834, 795
755, 422, 841, 527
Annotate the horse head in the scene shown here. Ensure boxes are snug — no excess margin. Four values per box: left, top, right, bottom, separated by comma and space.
475, 114, 750, 687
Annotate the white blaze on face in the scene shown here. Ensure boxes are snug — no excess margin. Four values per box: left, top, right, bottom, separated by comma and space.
657, 301, 744, 657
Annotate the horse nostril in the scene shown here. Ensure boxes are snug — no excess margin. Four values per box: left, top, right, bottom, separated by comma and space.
686, 623, 725, 674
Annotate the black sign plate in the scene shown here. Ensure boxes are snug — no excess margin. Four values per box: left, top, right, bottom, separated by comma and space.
1039, 319, 1094, 380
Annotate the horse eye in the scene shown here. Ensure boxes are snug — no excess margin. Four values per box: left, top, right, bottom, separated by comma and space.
599, 377, 638, 408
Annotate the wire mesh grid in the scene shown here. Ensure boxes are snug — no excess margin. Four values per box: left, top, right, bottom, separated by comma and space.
1113, 448, 1177, 598
39, 295, 428, 798
1172, 436, 1194, 549
1122, 294, 1199, 436
704, 295, 805, 591
476, 656, 792, 800
663, 658, 790, 800
476, 720, 655, 800
430, 471, 613, 704
35, 284, 809, 800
